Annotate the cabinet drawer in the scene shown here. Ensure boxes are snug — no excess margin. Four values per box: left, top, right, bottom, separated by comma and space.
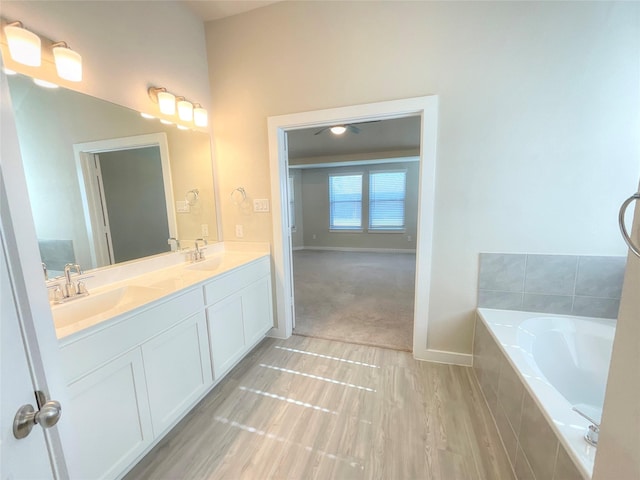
60, 288, 203, 383
203, 257, 270, 306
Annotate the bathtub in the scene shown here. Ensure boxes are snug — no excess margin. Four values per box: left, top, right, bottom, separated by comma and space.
474, 308, 616, 479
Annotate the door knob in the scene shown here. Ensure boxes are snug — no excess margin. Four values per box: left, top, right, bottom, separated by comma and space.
13, 399, 62, 439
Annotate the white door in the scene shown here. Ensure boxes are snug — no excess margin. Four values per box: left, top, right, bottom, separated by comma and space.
1, 67, 68, 479
0, 233, 57, 479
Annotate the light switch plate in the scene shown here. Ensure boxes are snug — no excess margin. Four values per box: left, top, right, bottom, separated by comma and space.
176, 200, 190, 213
253, 199, 270, 212
235, 224, 244, 238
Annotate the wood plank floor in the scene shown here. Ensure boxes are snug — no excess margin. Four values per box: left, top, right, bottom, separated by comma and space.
125, 336, 514, 480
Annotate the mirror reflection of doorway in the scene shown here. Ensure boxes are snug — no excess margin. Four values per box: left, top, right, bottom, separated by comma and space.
94, 146, 170, 264
287, 117, 420, 351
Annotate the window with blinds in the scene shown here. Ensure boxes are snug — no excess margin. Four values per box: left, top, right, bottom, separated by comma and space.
329, 173, 362, 230
368, 170, 406, 230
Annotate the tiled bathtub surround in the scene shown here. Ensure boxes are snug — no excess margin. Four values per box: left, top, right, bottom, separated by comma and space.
478, 253, 626, 318
473, 316, 587, 480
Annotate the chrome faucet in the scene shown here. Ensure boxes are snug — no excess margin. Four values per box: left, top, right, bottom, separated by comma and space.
168, 237, 181, 251
572, 406, 600, 446
62, 263, 89, 299
192, 238, 208, 262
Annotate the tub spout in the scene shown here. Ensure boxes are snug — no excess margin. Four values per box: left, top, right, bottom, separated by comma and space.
572, 406, 600, 446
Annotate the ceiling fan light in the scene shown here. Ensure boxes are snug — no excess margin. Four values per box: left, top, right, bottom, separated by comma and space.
330, 125, 347, 135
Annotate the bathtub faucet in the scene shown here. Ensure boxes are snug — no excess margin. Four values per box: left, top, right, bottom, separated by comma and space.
572, 407, 600, 446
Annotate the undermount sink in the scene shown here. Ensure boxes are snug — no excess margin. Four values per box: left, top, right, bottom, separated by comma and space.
185, 257, 224, 272
52, 285, 163, 329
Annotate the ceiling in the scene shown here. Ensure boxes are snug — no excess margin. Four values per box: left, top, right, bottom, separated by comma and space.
182, 0, 281, 22
287, 116, 421, 162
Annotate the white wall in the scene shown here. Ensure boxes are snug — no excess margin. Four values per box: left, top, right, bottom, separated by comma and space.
594, 194, 640, 478
0, 0, 211, 115
206, 1, 640, 354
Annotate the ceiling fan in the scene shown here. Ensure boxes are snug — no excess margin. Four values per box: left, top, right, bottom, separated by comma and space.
313, 120, 381, 136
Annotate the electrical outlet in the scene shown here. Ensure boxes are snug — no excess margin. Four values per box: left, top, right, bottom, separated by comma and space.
312, 234, 316, 239
253, 198, 270, 212
235, 224, 244, 238
201, 224, 209, 237
176, 200, 190, 213
407, 235, 412, 242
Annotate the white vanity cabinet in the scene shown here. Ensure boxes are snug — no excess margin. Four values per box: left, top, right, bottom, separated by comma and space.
60, 288, 211, 480
205, 257, 273, 378
58, 253, 273, 480
141, 310, 212, 434
65, 348, 153, 480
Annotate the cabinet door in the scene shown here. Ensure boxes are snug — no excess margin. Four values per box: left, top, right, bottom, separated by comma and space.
242, 276, 273, 348
208, 294, 245, 378
66, 349, 153, 480
142, 311, 212, 435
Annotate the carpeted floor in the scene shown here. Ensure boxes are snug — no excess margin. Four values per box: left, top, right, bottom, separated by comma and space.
292, 250, 416, 351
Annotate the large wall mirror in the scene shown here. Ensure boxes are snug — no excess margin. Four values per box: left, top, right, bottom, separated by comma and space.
7, 74, 219, 276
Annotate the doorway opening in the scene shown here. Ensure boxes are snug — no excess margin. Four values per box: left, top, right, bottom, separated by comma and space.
73, 133, 177, 270
286, 117, 420, 351
267, 96, 438, 360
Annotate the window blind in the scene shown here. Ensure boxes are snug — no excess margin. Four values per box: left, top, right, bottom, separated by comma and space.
329, 174, 362, 229
369, 171, 406, 230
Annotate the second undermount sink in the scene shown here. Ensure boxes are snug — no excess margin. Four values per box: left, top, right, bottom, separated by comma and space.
52, 285, 163, 329
185, 256, 224, 272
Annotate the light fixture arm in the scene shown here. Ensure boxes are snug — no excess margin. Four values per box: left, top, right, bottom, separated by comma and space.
148, 86, 167, 103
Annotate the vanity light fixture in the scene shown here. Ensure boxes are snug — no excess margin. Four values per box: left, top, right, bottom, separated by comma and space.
4, 21, 41, 67
177, 124, 189, 130
148, 87, 176, 115
51, 42, 82, 82
193, 104, 208, 127
160, 119, 173, 125
176, 97, 193, 122
3, 67, 17, 75
140, 112, 155, 119
330, 125, 347, 135
33, 78, 59, 89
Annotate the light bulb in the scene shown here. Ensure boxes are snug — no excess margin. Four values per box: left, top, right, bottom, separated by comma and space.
157, 91, 176, 115
4, 24, 41, 67
33, 78, 59, 89
140, 112, 155, 119
53, 44, 82, 82
177, 99, 193, 121
330, 126, 347, 135
194, 106, 208, 127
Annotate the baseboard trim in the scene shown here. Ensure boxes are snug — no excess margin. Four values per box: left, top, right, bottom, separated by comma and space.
301, 246, 416, 254
414, 348, 473, 367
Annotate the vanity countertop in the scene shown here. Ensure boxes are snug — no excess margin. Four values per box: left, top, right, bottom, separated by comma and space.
53, 248, 270, 342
